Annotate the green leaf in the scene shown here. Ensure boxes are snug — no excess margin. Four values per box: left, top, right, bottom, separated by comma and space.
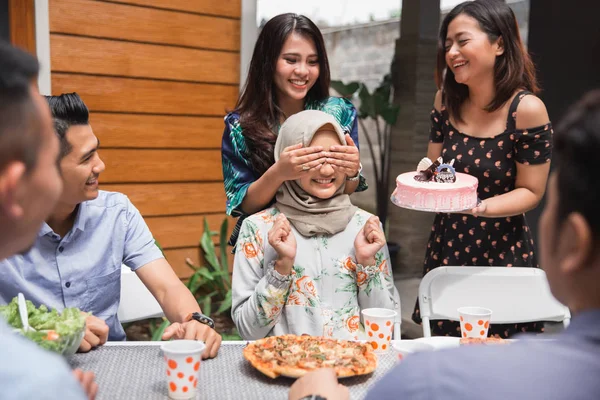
215, 291, 232, 315
380, 104, 400, 126
358, 84, 376, 119
151, 319, 170, 341
185, 258, 199, 271
201, 218, 220, 271
330, 80, 360, 97
187, 272, 200, 290
197, 267, 216, 281
219, 218, 229, 274
188, 272, 206, 294
202, 297, 212, 317
220, 332, 242, 341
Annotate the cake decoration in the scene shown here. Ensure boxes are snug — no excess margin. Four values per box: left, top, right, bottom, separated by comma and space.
416, 157, 433, 172
435, 163, 457, 183
415, 157, 442, 182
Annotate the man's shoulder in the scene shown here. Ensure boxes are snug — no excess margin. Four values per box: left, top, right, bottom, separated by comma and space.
370, 339, 599, 400
0, 328, 86, 398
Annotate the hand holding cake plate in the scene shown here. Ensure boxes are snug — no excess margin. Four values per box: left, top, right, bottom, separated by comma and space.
390, 157, 479, 213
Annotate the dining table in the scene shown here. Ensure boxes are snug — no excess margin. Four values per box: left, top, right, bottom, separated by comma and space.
67, 339, 413, 400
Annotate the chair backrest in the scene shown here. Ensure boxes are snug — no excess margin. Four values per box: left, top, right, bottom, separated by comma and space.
117, 265, 164, 323
418, 267, 570, 337
392, 285, 401, 339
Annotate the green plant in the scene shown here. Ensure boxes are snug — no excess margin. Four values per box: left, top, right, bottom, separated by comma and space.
331, 75, 400, 228
185, 218, 232, 317
148, 218, 241, 341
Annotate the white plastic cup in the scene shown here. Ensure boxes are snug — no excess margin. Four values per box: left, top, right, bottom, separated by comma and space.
161, 340, 206, 399
361, 308, 397, 352
457, 306, 492, 339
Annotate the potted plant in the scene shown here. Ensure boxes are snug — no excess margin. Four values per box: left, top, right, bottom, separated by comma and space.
331, 74, 401, 262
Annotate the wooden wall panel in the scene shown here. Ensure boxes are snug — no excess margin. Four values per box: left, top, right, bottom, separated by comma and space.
49, 0, 240, 278
52, 73, 237, 116
9, 0, 36, 54
99, 149, 222, 183
146, 215, 235, 249
91, 114, 223, 149
109, 0, 241, 18
49, 0, 240, 51
50, 35, 239, 84
101, 183, 226, 216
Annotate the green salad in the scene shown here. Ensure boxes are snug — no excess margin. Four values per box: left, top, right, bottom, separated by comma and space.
0, 297, 87, 353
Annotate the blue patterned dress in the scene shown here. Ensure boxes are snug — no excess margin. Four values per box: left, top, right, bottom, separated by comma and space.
221, 96, 368, 246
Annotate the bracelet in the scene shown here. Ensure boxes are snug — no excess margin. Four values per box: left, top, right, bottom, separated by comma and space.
346, 162, 362, 181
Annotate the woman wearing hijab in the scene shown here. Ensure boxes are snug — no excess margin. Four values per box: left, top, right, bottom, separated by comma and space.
231, 110, 395, 341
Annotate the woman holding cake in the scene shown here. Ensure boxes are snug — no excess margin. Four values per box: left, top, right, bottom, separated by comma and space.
231, 110, 395, 340
221, 13, 367, 247
412, 0, 553, 338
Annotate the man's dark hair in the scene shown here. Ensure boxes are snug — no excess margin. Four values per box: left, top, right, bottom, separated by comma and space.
554, 89, 600, 239
0, 41, 42, 173
44, 92, 90, 159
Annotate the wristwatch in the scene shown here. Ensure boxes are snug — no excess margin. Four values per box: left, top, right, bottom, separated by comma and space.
299, 396, 327, 400
346, 162, 362, 181
185, 312, 215, 329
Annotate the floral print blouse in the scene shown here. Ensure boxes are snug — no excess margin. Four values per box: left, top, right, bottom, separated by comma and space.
231, 207, 396, 341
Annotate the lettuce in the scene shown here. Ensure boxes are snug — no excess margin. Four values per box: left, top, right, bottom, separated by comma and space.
0, 297, 87, 353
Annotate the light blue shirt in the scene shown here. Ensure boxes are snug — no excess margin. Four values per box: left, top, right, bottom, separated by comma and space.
367, 310, 600, 400
0, 191, 164, 341
0, 321, 86, 399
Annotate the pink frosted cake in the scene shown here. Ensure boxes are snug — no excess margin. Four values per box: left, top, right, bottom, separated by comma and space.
391, 157, 478, 212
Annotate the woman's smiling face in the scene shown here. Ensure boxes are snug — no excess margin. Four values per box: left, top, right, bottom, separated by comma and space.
297, 126, 345, 199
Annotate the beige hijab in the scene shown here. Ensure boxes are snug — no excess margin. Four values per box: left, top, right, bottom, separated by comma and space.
274, 110, 357, 237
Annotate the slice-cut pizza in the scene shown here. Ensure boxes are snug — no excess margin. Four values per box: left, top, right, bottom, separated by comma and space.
243, 334, 377, 379
459, 337, 507, 345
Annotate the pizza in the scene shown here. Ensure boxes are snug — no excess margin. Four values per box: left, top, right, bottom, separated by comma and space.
459, 337, 507, 345
243, 334, 377, 379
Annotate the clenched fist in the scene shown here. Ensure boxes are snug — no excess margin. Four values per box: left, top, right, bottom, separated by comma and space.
354, 216, 386, 266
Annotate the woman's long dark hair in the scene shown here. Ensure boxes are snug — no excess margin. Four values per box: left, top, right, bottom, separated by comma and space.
235, 13, 331, 175
436, 0, 539, 122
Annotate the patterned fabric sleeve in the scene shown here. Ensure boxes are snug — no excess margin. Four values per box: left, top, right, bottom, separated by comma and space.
429, 108, 445, 143
356, 241, 396, 313
221, 113, 256, 217
514, 123, 553, 165
231, 217, 292, 340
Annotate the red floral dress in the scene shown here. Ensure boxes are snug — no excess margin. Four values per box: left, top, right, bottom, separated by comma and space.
412, 91, 553, 338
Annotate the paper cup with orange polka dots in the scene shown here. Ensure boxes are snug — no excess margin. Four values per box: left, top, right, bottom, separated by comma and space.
457, 307, 492, 339
361, 308, 397, 353
161, 340, 206, 399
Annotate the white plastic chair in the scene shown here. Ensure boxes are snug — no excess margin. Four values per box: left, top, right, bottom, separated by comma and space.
393, 285, 402, 339
418, 266, 571, 337
117, 265, 164, 323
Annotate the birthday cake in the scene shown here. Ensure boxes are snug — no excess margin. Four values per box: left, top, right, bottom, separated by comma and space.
391, 157, 478, 212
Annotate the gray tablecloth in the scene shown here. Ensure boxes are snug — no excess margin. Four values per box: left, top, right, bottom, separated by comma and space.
68, 343, 398, 399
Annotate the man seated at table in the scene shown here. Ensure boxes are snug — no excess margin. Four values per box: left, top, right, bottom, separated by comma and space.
289, 90, 600, 400
0, 42, 96, 399
0, 92, 221, 359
